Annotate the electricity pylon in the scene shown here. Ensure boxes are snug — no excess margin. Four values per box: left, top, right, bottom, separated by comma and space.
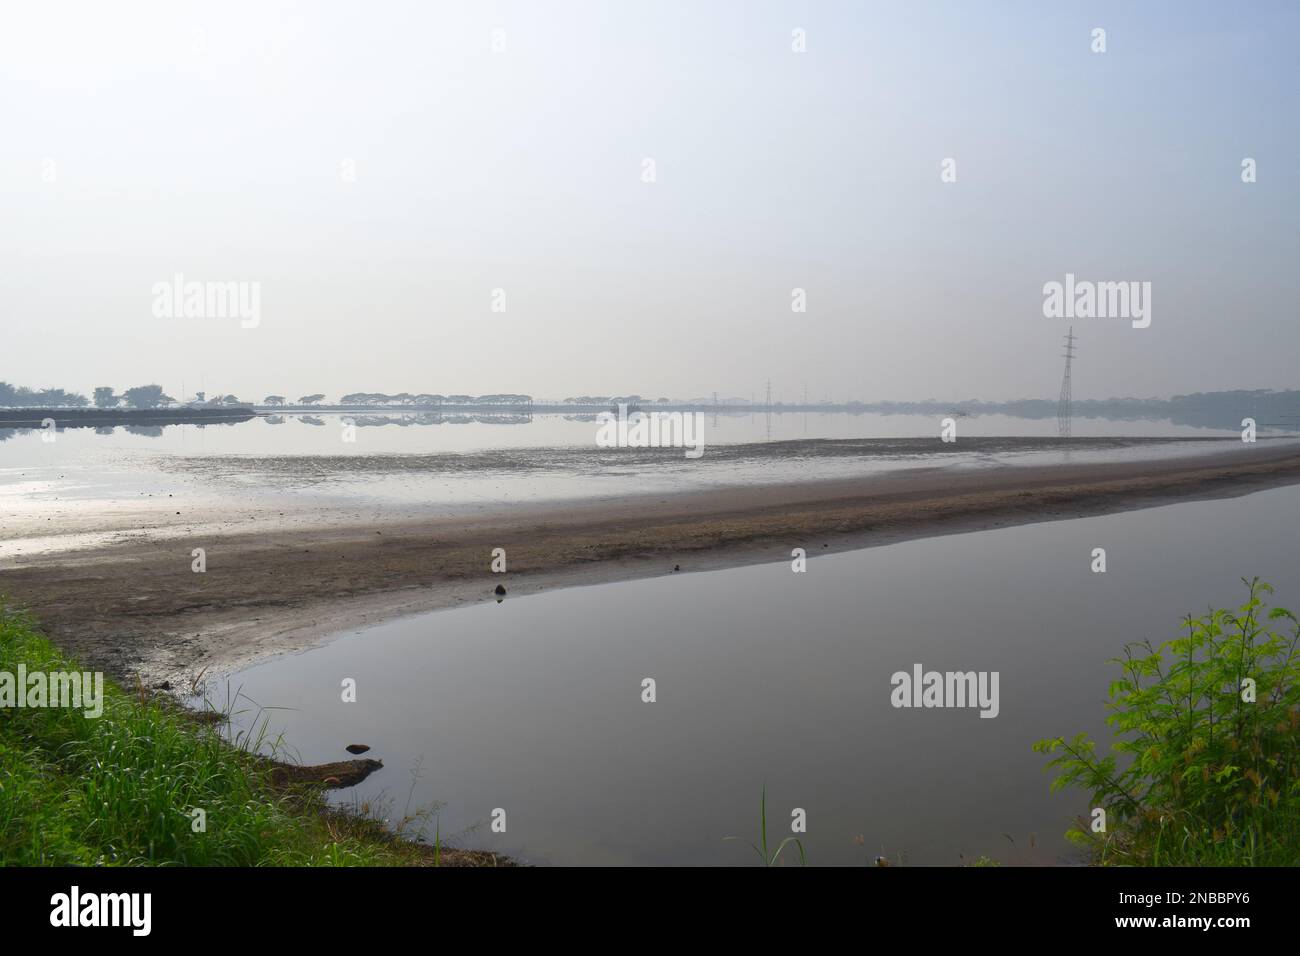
1058, 326, 1077, 438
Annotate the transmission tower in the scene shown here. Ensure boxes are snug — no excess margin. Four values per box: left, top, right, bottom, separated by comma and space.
764, 378, 772, 440
1057, 326, 1077, 438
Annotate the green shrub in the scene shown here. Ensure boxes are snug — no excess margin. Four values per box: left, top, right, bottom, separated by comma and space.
1035, 578, 1300, 865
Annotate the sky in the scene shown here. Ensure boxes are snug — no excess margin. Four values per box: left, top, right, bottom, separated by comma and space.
1, 0, 1296, 404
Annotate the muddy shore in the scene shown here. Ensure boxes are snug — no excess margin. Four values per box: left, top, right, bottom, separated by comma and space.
3, 441, 1300, 685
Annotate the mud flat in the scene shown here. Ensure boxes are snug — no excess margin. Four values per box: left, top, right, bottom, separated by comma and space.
3, 440, 1300, 685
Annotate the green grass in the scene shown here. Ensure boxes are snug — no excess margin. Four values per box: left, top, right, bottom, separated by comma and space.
1036, 578, 1300, 866
724, 786, 806, 866
0, 600, 431, 866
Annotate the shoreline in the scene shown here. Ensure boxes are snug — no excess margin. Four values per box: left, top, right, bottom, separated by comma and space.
3, 440, 1300, 685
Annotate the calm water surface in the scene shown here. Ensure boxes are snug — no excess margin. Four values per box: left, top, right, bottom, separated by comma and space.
0, 412, 1263, 520
222, 483, 1300, 866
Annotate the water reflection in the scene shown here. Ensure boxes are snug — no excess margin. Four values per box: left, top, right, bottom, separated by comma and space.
221, 483, 1300, 866
2, 406, 1292, 448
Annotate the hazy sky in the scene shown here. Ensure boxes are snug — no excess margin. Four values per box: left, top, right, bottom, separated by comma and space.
2, 1, 1296, 403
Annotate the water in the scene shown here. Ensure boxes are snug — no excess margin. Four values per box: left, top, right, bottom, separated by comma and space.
221, 482, 1300, 866
0, 409, 1245, 462
0, 412, 1265, 554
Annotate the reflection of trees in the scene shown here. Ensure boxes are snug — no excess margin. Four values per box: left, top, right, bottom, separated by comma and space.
475, 414, 531, 425
124, 425, 165, 438
332, 393, 534, 409
349, 413, 443, 427
339, 413, 534, 428
438, 414, 532, 426
264, 415, 286, 425
300, 416, 325, 426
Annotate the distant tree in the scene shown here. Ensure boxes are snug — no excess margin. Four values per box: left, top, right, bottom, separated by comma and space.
122, 384, 175, 409
93, 387, 118, 408
54, 389, 90, 408
299, 394, 326, 405
0, 383, 86, 407
263, 395, 286, 406
34, 387, 88, 407
656, 397, 670, 403
220, 395, 244, 405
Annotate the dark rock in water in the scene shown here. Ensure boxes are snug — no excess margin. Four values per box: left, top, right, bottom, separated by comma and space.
269, 758, 383, 790
345, 744, 370, 755
673, 565, 680, 572
494, 584, 507, 595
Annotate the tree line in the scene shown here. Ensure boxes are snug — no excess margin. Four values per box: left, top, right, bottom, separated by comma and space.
0, 382, 190, 409
272, 393, 534, 406
0, 383, 535, 409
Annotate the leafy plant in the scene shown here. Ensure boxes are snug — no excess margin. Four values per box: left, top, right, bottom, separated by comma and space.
1035, 578, 1300, 865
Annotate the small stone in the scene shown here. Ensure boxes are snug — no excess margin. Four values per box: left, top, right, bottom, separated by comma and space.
345, 744, 370, 755
494, 584, 507, 596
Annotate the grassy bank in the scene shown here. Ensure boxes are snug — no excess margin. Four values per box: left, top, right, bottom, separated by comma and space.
0, 600, 497, 866
1037, 578, 1300, 866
